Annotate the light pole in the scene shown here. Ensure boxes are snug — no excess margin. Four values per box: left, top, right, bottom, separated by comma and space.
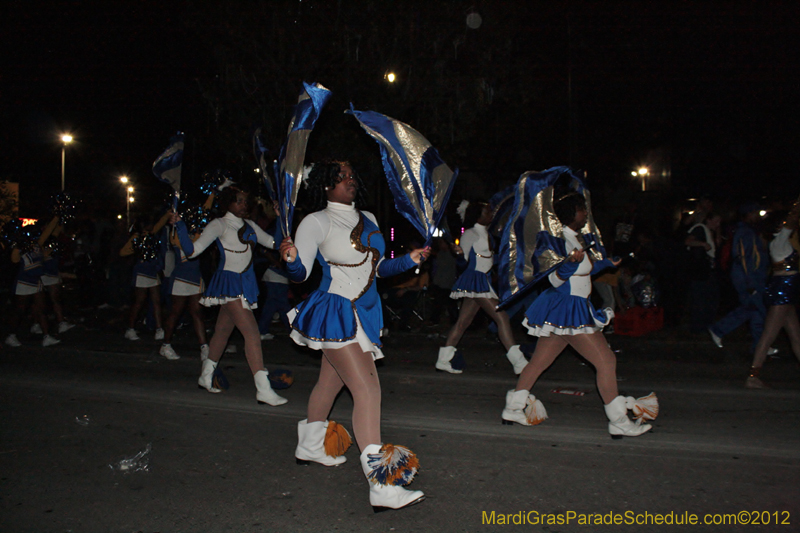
60, 134, 73, 191
637, 167, 649, 191
120, 176, 134, 227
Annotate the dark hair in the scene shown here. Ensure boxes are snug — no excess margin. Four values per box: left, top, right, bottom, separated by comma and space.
463, 201, 488, 228
304, 160, 367, 211
553, 192, 586, 226
218, 186, 251, 216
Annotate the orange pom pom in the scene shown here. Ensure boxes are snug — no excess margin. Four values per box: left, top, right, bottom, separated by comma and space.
324, 421, 352, 457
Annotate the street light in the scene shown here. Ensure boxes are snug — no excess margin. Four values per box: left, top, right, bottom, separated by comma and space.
120, 176, 134, 227
637, 167, 649, 192
60, 134, 73, 191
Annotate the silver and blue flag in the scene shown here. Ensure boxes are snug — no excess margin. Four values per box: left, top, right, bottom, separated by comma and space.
274, 82, 332, 238
152, 132, 184, 191
347, 108, 458, 246
252, 126, 274, 201
153, 132, 184, 211
496, 166, 604, 310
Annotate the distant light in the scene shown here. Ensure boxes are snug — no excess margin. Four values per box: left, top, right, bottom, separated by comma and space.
61, 134, 73, 144
117, 214, 123, 219
254, 168, 260, 173
687, 198, 697, 202
432, 228, 443, 237
21, 218, 38, 227
631, 171, 638, 177
466, 12, 482, 29
120, 176, 129, 184
687, 211, 694, 215
129, 197, 135, 203
390, 227, 395, 241
759, 210, 767, 217
391, 250, 395, 259
455, 238, 460, 246
637, 167, 649, 176
386, 72, 396, 83
128, 186, 134, 193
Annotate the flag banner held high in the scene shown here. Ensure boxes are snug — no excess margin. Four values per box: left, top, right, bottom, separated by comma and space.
252, 126, 274, 201
347, 108, 458, 246
274, 82, 332, 238
152, 132, 184, 192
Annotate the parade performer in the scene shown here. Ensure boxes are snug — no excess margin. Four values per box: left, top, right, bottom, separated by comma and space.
39, 218, 75, 335
4, 221, 60, 348
435, 200, 527, 374
280, 161, 427, 511
172, 184, 287, 406
745, 204, 800, 388
158, 198, 215, 361
497, 169, 657, 438
120, 212, 170, 341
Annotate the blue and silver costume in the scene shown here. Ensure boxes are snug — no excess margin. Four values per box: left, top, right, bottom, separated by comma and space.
176, 212, 275, 309
765, 227, 799, 306
286, 202, 416, 360
450, 223, 497, 299
14, 247, 44, 295
169, 245, 204, 296
523, 226, 614, 336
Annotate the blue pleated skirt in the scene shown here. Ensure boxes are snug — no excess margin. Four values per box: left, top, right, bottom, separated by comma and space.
523, 289, 612, 337
765, 273, 799, 306
203, 268, 259, 309
288, 289, 385, 359
450, 270, 498, 299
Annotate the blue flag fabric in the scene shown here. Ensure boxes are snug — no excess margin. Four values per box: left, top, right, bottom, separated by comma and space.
487, 184, 517, 246
152, 133, 184, 192
347, 108, 458, 246
496, 166, 604, 308
252, 126, 274, 201
274, 82, 332, 238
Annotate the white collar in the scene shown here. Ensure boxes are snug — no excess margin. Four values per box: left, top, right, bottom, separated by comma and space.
326, 201, 356, 212
223, 211, 242, 222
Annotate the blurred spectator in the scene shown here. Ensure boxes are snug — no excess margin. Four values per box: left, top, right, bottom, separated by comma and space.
428, 238, 459, 327
685, 212, 721, 332
708, 204, 769, 351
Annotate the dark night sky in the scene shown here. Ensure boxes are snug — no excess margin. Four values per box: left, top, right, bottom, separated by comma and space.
2, 0, 799, 219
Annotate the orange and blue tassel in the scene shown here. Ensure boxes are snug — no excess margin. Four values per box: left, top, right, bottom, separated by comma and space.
268, 369, 294, 390
365, 444, 420, 486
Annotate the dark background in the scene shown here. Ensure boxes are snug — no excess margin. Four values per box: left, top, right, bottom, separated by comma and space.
2, 0, 798, 232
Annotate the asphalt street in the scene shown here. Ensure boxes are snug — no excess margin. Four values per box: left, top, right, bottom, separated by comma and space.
2, 312, 799, 533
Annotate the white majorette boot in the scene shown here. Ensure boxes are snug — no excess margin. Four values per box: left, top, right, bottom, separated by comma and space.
254, 370, 288, 406
501, 389, 548, 426
360, 444, 425, 512
435, 346, 463, 374
295, 419, 350, 466
505, 345, 527, 375
604, 393, 659, 439
198, 358, 222, 393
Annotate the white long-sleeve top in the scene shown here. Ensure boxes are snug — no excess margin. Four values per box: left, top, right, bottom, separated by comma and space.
292, 202, 380, 300
188, 212, 274, 271
548, 226, 594, 298
460, 223, 494, 273
770, 227, 794, 263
